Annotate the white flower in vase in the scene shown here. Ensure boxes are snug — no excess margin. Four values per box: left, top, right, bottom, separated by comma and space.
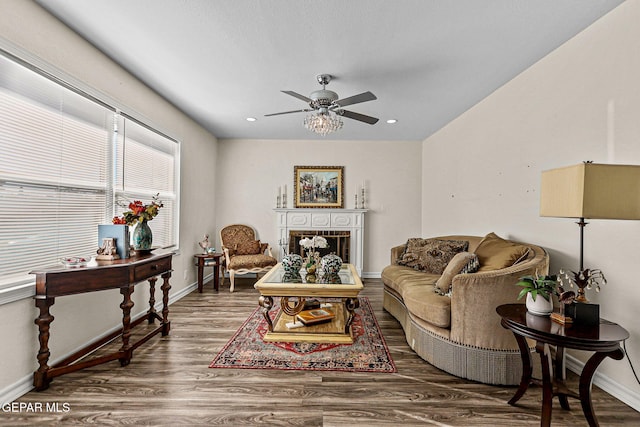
299, 236, 328, 267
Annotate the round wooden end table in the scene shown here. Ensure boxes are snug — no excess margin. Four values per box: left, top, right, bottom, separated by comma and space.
496, 303, 629, 427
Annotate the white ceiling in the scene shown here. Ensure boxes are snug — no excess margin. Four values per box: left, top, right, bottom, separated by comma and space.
36, 0, 622, 141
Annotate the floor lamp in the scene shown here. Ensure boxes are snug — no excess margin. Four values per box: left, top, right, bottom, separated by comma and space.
540, 162, 640, 302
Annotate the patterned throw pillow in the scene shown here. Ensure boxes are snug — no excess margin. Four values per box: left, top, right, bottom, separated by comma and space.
235, 240, 262, 255
434, 252, 479, 296
397, 238, 469, 274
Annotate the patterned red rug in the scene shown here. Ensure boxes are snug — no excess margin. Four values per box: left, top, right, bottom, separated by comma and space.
209, 297, 396, 373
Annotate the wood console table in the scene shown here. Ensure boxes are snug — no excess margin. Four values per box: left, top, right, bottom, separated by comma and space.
30, 252, 173, 391
497, 303, 629, 427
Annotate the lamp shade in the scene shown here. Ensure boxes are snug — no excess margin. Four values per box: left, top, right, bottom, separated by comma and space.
540, 163, 640, 220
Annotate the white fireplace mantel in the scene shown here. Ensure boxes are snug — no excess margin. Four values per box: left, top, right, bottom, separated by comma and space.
274, 208, 367, 276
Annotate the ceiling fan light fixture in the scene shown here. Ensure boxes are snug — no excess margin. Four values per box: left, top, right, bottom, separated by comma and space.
303, 111, 343, 136
266, 73, 378, 133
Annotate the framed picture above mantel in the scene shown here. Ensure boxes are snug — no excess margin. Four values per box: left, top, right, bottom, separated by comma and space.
294, 166, 344, 208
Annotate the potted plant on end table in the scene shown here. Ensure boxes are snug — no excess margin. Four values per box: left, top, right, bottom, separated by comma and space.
516, 273, 558, 316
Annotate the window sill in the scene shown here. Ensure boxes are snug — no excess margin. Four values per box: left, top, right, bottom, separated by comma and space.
0, 281, 35, 306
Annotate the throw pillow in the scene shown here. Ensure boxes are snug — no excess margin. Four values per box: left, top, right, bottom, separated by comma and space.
235, 240, 262, 255
434, 252, 479, 296
474, 232, 530, 271
397, 238, 469, 274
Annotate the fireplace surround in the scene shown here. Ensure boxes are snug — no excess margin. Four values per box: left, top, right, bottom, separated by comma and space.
275, 208, 366, 275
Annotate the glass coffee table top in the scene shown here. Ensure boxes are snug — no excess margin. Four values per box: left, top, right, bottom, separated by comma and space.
261, 263, 356, 285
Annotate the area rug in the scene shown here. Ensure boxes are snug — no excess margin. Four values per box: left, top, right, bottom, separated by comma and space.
209, 297, 396, 373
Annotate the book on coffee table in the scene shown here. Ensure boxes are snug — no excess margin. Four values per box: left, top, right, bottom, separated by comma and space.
297, 308, 335, 325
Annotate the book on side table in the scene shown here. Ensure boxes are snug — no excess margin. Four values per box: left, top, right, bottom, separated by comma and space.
297, 308, 335, 325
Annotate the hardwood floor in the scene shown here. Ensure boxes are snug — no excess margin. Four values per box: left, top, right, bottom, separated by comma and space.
8, 279, 640, 426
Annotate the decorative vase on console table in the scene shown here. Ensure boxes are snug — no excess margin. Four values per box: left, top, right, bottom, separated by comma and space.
112, 193, 163, 253
132, 220, 152, 250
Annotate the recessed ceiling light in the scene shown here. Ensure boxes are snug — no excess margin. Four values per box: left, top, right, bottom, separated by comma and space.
246, 117, 257, 122
386, 119, 397, 124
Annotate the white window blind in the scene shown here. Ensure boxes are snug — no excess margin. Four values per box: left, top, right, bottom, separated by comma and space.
115, 118, 177, 248
0, 51, 179, 296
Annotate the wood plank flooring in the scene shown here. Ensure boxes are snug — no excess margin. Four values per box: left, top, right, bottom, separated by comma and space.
7, 278, 640, 426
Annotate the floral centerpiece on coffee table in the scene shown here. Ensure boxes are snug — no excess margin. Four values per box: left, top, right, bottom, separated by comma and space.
299, 236, 328, 275
112, 193, 163, 250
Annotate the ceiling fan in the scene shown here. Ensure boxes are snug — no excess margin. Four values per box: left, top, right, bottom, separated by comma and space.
265, 74, 379, 126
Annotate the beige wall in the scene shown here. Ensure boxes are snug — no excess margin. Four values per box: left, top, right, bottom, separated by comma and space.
0, 0, 218, 398
215, 139, 423, 275
422, 0, 640, 399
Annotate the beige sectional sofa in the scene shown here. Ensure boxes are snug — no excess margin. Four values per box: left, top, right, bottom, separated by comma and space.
381, 233, 549, 385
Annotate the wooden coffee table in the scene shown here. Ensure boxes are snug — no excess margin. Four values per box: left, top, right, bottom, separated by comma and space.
254, 263, 364, 344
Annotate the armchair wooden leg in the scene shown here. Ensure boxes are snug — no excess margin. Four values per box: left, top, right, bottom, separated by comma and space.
229, 271, 235, 293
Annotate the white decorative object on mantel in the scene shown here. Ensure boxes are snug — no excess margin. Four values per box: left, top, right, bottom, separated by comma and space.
274, 208, 367, 276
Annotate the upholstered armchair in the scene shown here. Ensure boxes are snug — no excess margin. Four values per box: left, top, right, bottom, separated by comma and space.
219, 224, 277, 292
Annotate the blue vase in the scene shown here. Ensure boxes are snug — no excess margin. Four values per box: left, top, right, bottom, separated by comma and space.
133, 220, 152, 250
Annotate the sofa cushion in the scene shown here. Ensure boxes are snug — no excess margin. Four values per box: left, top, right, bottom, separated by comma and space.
403, 285, 451, 328
381, 264, 439, 298
434, 252, 479, 296
474, 232, 529, 272
397, 238, 469, 274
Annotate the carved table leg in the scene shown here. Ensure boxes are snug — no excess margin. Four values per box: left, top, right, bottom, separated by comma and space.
259, 295, 274, 332
197, 257, 205, 293
147, 277, 157, 324
344, 298, 360, 335
554, 346, 571, 410
119, 286, 135, 366
33, 297, 55, 391
538, 341, 553, 427
579, 347, 625, 427
213, 261, 220, 292
507, 330, 533, 405
161, 271, 172, 336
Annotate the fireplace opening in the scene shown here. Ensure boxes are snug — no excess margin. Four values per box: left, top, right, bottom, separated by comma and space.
288, 230, 350, 263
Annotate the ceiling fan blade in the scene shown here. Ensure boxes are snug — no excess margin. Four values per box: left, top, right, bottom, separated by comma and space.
282, 90, 312, 103
335, 91, 377, 108
264, 109, 311, 117
339, 109, 379, 125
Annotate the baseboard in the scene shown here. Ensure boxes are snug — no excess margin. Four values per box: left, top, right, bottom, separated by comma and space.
362, 271, 381, 279
0, 375, 35, 407
0, 279, 199, 406
566, 354, 640, 411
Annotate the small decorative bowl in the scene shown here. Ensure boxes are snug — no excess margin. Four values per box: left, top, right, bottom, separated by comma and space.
61, 256, 89, 267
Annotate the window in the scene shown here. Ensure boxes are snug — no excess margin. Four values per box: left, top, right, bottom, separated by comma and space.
0, 51, 179, 302
115, 117, 177, 248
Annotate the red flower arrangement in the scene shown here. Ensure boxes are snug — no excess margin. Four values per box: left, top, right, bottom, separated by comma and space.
112, 193, 163, 226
